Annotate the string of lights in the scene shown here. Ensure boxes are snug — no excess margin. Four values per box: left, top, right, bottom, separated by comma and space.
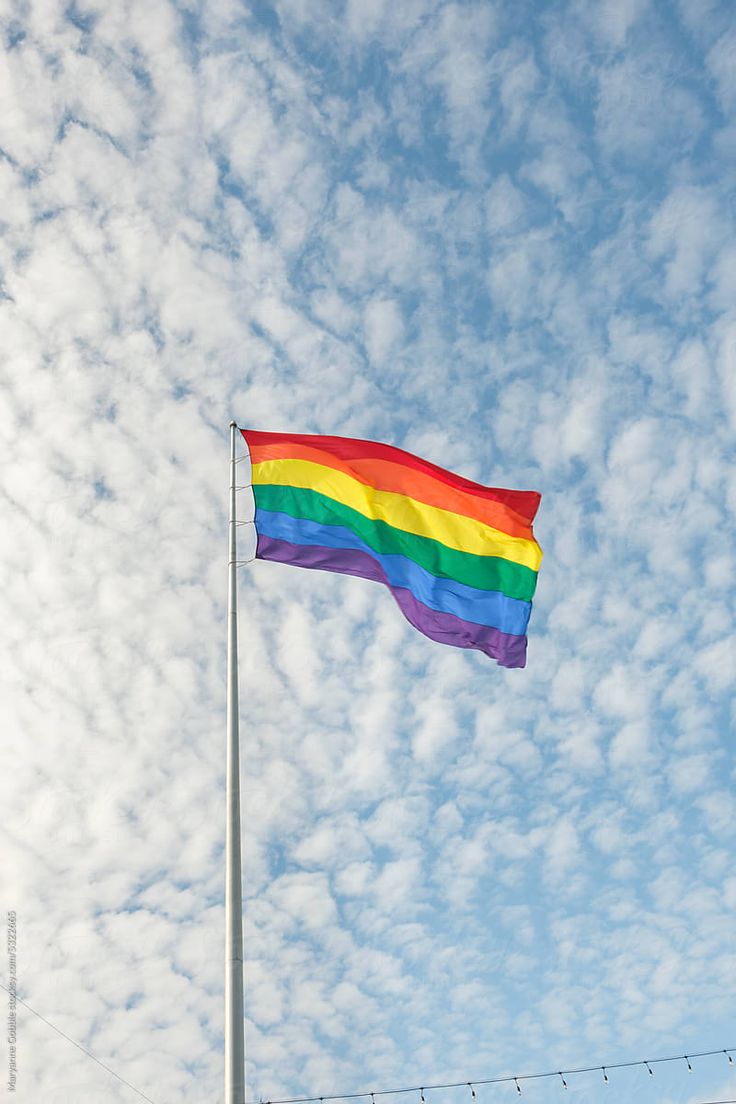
251, 1047, 735, 1104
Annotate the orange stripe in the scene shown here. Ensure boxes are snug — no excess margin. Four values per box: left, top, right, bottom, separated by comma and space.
247, 439, 534, 539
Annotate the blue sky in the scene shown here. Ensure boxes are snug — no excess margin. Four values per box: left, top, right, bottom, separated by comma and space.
1, 1, 735, 1103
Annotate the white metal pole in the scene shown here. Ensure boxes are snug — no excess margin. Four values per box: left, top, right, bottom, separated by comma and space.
225, 420, 245, 1104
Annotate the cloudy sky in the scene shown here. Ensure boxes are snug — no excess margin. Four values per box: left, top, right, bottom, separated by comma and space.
1, 0, 735, 1102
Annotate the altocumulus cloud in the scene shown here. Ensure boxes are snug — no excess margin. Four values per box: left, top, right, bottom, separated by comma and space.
1, 1, 735, 1103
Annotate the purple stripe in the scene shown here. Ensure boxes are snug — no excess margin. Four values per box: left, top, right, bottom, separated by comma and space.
257, 534, 528, 668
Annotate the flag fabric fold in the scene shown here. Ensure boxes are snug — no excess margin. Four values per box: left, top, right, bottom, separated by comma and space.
241, 429, 542, 668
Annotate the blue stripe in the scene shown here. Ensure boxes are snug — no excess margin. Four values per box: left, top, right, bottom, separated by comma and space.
255, 508, 532, 635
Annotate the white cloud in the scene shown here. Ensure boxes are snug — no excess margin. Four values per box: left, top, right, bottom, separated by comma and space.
706, 26, 736, 113
0, 2, 734, 1102
363, 295, 405, 365
592, 0, 650, 48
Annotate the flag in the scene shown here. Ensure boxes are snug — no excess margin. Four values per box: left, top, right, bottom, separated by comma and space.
241, 430, 542, 668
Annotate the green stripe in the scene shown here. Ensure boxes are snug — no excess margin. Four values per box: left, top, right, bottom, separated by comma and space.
253, 484, 538, 602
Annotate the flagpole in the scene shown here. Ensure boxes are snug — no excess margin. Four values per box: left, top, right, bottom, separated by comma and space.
225, 419, 245, 1104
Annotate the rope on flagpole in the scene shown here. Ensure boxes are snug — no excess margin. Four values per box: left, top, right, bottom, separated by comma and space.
225, 419, 246, 1104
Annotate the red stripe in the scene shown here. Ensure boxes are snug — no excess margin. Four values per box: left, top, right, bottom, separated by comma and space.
241, 429, 541, 524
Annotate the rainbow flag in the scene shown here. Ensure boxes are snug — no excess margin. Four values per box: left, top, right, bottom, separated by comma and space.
241, 430, 542, 668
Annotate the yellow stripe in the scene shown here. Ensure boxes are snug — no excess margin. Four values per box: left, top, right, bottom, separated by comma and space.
252, 458, 542, 571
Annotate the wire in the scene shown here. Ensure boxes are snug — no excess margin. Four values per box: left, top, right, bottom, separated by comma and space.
249, 1047, 736, 1104
0, 981, 159, 1104
0, 976, 732, 1104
